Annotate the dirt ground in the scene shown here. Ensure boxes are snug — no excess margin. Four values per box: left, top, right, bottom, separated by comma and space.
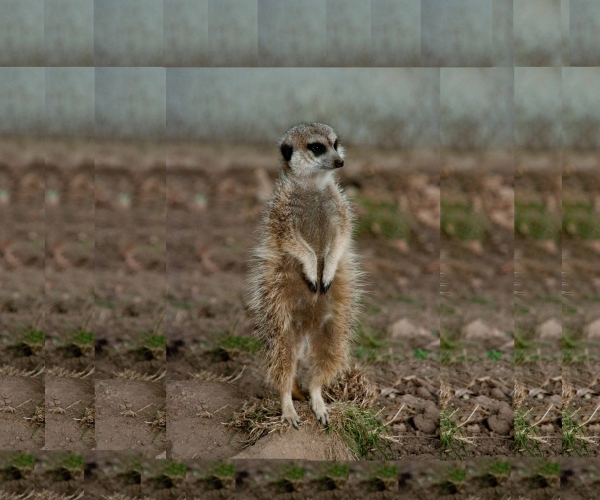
3, 452, 599, 499
165, 142, 441, 460
562, 161, 600, 458
440, 162, 515, 458
2, 139, 600, 498
0, 139, 46, 450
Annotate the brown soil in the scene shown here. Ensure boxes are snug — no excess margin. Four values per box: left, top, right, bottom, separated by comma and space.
45, 375, 94, 450
83, 451, 142, 500
95, 379, 166, 454
560, 457, 600, 500
167, 380, 245, 460
440, 166, 515, 459
165, 143, 441, 460
232, 428, 354, 462
442, 361, 514, 458
0, 374, 44, 450
0, 140, 45, 450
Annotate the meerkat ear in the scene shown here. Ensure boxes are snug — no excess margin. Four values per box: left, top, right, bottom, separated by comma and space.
280, 143, 293, 162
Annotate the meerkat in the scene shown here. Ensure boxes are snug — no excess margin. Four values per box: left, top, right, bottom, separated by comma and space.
248, 122, 362, 428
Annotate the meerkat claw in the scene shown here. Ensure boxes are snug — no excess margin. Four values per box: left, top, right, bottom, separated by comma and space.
321, 280, 332, 294
282, 414, 301, 429
305, 278, 318, 293
315, 410, 329, 427
311, 399, 330, 427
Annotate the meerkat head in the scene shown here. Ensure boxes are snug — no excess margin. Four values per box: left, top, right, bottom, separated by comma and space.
278, 122, 345, 178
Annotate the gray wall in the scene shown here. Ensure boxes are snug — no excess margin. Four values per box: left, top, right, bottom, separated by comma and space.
0, 0, 588, 67
0, 0, 597, 151
2, 65, 599, 151
166, 68, 440, 149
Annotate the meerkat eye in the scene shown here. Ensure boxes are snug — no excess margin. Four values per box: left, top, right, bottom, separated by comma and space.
308, 143, 326, 156
280, 143, 293, 161
333, 139, 339, 150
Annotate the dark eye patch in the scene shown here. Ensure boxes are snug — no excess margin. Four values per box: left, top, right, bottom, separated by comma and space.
280, 143, 293, 161
307, 143, 326, 156
333, 139, 339, 150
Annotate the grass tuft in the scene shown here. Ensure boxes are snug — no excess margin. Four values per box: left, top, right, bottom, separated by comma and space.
438, 466, 466, 495
228, 368, 392, 459
440, 408, 474, 460
514, 405, 558, 456
562, 406, 600, 457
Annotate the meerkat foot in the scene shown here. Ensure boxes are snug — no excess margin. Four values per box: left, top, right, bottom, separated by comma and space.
281, 397, 301, 429
310, 392, 330, 427
281, 408, 301, 429
304, 277, 318, 293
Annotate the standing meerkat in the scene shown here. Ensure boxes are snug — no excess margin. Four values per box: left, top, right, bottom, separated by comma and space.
248, 122, 362, 428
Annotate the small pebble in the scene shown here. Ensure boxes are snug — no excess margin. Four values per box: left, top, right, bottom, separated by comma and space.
393, 423, 407, 433
490, 388, 506, 400
416, 387, 433, 399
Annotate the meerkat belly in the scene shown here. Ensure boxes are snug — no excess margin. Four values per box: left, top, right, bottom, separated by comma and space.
275, 252, 335, 332
296, 198, 338, 272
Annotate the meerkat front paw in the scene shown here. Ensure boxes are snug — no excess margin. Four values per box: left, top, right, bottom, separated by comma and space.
321, 262, 337, 295
281, 407, 301, 429
304, 276, 318, 293
311, 396, 330, 427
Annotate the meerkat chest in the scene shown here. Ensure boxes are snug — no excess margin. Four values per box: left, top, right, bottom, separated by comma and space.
293, 191, 340, 255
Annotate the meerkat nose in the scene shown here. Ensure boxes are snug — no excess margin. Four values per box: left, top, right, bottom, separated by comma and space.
334, 159, 344, 168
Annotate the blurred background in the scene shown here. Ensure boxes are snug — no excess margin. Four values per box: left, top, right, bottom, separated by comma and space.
0, 0, 598, 476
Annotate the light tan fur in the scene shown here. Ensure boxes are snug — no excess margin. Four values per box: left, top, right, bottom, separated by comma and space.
248, 123, 362, 428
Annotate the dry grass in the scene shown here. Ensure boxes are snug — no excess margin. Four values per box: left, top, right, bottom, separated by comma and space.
562, 379, 576, 410
112, 369, 165, 382
188, 366, 245, 383
146, 410, 166, 431
0, 365, 44, 378
514, 404, 560, 456
0, 492, 83, 500
514, 381, 528, 410
46, 367, 94, 379
322, 367, 378, 409
228, 367, 395, 459
74, 406, 95, 428
439, 380, 454, 410
563, 404, 600, 456
24, 406, 45, 426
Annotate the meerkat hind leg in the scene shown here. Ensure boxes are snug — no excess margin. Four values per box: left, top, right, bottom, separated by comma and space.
309, 381, 329, 426
308, 317, 348, 427
281, 389, 301, 429
279, 347, 303, 429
